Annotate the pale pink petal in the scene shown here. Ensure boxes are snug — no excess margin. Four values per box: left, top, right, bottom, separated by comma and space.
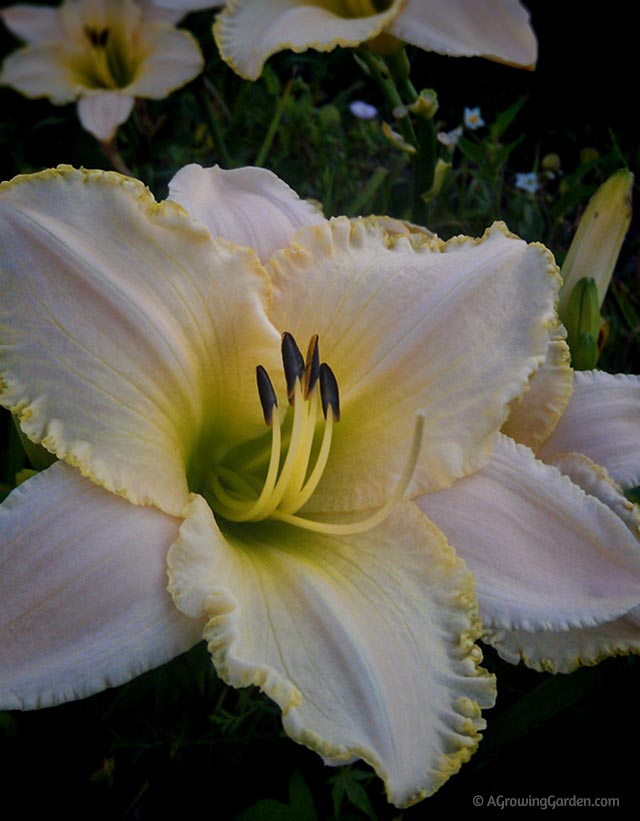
417, 435, 640, 632
0, 462, 203, 711
168, 164, 325, 262
538, 370, 640, 490
488, 608, 640, 673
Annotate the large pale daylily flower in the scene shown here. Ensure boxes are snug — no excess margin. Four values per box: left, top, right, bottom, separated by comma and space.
214, 0, 538, 81
421, 330, 640, 674
2, 163, 639, 806
0, 0, 204, 141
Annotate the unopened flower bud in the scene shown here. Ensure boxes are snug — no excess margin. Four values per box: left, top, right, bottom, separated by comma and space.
409, 89, 438, 120
558, 169, 634, 317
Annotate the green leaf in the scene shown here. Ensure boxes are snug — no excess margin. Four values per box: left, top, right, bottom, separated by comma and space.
234, 771, 317, 821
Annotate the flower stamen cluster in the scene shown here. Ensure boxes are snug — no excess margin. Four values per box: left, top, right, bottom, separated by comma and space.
206, 331, 424, 535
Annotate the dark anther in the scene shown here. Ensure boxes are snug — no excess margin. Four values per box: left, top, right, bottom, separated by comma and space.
319, 363, 340, 422
303, 334, 320, 399
84, 25, 109, 47
256, 365, 278, 427
281, 332, 305, 404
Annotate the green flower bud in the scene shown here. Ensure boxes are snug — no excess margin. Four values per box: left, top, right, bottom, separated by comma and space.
563, 277, 601, 370
408, 89, 439, 120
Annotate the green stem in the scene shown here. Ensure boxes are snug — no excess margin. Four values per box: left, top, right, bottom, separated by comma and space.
98, 136, 132, 175
358, 47, 417, 149
255, 78, 294, 167
199, 80, 232, 168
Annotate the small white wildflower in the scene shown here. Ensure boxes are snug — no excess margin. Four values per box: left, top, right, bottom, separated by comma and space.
515, 172, 539, 194
463, 107, 485, 130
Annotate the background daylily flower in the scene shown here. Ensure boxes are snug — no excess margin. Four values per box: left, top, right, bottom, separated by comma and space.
0, 0, 205, 141
214, 0, 538, 81
2, 163, 636, 806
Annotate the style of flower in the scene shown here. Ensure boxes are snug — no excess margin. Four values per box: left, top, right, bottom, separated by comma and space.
515, 171, 539, 194
2, 164, 640, 807
463, 106, 485, 130
0, 0, 205, 141
214, 0, 538, 81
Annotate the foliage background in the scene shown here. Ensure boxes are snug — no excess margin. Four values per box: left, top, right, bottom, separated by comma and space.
1, 1, 638, 817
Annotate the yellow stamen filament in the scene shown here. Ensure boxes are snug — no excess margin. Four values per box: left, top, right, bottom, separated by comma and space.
206, 333, 423, 536
270, 412, 424, 535
344, 0, 378, 17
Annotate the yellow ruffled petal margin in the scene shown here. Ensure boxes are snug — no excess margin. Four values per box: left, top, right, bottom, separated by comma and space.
501, 323, 574, 452
0, 165, 279, 517
487, 610, 640, 675
168, 496, 496, 807
266, 218, 560, 514
214, 0, 404, 81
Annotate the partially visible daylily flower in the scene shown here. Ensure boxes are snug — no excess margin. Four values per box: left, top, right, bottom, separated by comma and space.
0, 0, 205, 141
214, 0, 538, 81
421, 329, 640, 673
2, 164, 640, 806
349, 99, 378, 119
515, 171, 539, 194
463, 106, 485, 130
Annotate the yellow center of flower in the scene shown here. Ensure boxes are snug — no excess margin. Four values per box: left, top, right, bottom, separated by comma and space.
205, 333, 424, 535
342, 0, 391, 16
71, 21, 136, 89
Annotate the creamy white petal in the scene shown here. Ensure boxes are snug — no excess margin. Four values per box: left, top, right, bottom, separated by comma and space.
538, 370, 640, 489
0, 166, 279, 516
267, 219, 558, 513
417, 435, 640, 632
168, 495, 495, 808
389, 0, 537, 68
1, 5, 65, 43
501, 325, 573, 452
168, 164, 325, 263
0, 462, 203, 711
214, 0, 403, 81
125, 24, 204, 98
0, 44, 78, 103
76, 91, 134, 140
